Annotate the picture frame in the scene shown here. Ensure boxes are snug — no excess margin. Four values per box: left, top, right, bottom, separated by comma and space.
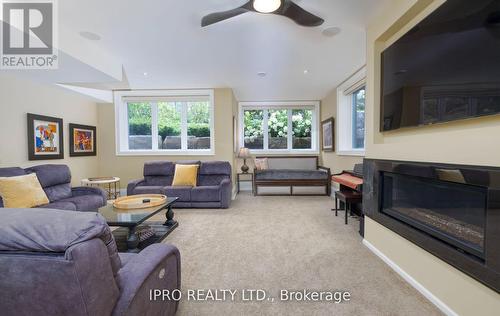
233, 115, 238, 154
69, 123, 97, 157
27, 113, 64, 160
321, 117, 335, 152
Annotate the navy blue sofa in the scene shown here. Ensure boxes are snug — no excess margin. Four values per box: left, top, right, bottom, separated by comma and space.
0, 165, 107, 211
128, 161, 232, 209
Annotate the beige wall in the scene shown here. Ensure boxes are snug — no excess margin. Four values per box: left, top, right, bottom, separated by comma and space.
0, 74, 99, 186
97, 88, 238, 192
364, 0, 500, 315
320, 88, 363, 175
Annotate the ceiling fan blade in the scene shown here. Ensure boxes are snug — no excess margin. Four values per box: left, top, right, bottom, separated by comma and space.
277, 1, 324, 27
201, 3, 252, 27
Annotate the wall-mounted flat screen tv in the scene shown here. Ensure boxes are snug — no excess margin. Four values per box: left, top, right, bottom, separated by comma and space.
380, 0, 500, 132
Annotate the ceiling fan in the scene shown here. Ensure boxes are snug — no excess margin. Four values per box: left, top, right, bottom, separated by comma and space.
201, 0, 324, 27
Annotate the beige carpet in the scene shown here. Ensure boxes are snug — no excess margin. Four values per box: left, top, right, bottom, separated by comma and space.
154, 193, 442, 316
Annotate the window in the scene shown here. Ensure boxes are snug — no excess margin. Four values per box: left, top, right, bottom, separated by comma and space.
239, 101, 319, 153
352, 87, 365, 149
337, 67, 366, 156
243, 110, 264, 149
115, 90, 214, 155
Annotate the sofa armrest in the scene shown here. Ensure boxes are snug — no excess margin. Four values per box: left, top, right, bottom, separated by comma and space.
220, 178, 232, 209
72, 186, 107, 205
127, 179, 145, 196
113, 244, 181, 316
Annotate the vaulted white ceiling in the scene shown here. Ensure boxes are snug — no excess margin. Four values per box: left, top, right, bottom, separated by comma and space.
13, 0, 389, 101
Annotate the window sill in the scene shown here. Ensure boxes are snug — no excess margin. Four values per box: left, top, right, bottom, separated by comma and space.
248, 149, 319, 156
116, 150, 215, 156
336, 150, 365, 157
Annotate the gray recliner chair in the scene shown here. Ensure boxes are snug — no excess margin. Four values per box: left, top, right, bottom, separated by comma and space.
0, 208, 181, 316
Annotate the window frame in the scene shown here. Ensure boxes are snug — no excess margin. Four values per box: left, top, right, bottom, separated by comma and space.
238, 101, 320, 155
114, 89, 215, 156
337, 67, 366, 156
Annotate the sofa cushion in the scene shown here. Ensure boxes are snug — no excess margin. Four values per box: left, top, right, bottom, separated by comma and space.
198, 175, 229, 186
143, 161, 175, 177
118, 252, 137, 267
26, 165, 72, 201
199, 161, 231, 175
26, 164, 71, 187
39, 201, 77, 211
163, 186, 191, 202
0, 167, 26, 177
43, 183, 73, 202
133, 186, 165, 195
0, 208, 121, 275
61, 195, 105, 211
0, 173, 50, 208
255, 169, 329, 181
191, 186, 221, 202
144, 176, 173, 186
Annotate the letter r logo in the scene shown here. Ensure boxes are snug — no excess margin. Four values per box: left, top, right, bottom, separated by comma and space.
2, 2, 53, 54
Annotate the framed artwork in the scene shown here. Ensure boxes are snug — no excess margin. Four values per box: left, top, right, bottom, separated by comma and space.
321, 117, 335, 152
27, 113, 64, 160
69, 123, 97, 157
233, 115, 238, 154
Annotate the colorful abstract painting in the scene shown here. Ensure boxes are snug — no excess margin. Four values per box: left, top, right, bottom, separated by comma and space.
34, 120, 60, 154
73, 129, 94, 152
27, 114, 64, 160
69, 124, 97, 156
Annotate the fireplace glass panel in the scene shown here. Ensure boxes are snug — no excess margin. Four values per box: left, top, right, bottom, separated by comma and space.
381, 172, 486, 258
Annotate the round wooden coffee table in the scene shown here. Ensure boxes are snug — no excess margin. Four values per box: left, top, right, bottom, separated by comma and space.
81, 177, 120, 200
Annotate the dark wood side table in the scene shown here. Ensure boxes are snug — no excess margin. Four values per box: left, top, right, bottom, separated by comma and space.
237, 173, 254, 195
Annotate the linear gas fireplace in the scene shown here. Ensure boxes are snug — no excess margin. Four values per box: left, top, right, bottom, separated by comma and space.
364, 159, 500, 293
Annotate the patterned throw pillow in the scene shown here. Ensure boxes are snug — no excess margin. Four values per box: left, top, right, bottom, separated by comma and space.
254, 158, 269, 171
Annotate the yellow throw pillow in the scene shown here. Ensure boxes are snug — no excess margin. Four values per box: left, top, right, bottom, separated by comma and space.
0, 173, 49, 208
172, 164, 199, 187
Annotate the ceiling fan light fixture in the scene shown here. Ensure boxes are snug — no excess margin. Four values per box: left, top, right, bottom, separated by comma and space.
253, 0, 281, 13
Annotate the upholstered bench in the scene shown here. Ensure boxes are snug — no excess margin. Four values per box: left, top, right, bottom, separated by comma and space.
253, 156, 330, 196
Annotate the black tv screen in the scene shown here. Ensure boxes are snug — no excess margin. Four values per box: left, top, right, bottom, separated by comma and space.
380, 0, 500, 131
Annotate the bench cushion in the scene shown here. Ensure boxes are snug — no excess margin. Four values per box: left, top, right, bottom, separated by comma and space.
255, 169, 328, 181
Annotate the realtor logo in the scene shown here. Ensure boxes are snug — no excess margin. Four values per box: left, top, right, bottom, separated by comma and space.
1, 0, 58, 69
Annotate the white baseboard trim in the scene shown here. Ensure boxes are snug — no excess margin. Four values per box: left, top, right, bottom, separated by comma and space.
362, 239, 458, 316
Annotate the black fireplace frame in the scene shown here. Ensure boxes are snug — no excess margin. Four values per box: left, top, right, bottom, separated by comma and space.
363, 159, 500, 293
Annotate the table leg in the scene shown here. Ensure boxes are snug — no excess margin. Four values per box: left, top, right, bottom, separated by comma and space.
127, 226, 140, 252
345, 203, 349, 225
164, 205, 177, 227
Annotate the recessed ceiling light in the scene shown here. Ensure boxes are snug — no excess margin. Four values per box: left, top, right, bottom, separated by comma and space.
143, 72, 148, 77
257, 72, 267, 78
79, 31, 101, 41
253, 0, 281, 13
322, 26, 341, 37
303, 70, 309, 74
